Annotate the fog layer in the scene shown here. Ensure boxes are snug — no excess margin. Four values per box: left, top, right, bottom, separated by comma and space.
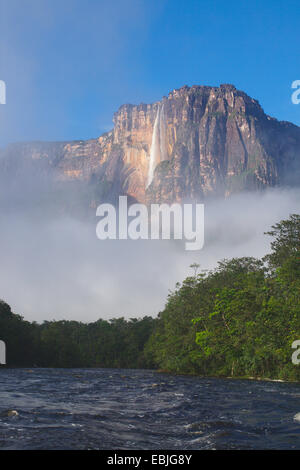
0, 187, 299, 322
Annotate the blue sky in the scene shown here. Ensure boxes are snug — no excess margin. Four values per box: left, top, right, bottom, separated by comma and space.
0, 0, 300, 146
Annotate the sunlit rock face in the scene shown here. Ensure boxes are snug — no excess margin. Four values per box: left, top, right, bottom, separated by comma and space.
1, 84, 300, 206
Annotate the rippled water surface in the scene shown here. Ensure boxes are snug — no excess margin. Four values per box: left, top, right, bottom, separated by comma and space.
0, 368, 299, 450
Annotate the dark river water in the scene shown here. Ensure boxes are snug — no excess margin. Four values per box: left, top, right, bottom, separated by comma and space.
0, 368, 299, 450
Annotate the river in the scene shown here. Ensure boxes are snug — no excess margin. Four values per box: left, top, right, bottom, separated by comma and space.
0, 368, 299, 450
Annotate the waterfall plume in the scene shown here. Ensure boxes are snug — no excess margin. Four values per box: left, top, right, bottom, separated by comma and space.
147, 103, 167, 188
147, 106, 161, 188
159, 103, 167, 162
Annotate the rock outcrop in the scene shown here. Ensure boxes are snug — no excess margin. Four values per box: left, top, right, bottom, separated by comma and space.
1, 84, 300, 206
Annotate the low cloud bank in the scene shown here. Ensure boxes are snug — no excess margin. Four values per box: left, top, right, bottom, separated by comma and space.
0, 187, 299, 322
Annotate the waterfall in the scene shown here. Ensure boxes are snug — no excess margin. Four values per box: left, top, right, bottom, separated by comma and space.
159, 103, 167, 162
147, 103, 167, 188
147, 106, 161, 188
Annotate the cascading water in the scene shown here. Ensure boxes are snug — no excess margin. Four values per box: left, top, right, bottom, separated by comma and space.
159, 103, 167, 162
147, 103, 167, 188
147, 106, 161, 188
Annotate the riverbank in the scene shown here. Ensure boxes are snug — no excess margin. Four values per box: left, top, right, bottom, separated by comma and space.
156, 369, 300, 383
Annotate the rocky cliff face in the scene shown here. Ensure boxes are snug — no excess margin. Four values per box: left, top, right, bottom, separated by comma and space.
1, 84, 300, 206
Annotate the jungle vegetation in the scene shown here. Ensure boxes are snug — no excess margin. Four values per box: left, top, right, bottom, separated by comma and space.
0, 214, 299, 381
